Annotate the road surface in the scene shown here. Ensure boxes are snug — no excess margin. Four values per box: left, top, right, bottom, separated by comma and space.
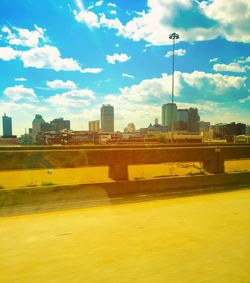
0, 189, 250, 283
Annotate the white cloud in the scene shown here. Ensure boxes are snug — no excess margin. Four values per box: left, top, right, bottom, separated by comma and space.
0, 45, 103, 73
79, 0, 250, 44
0, 45, 82, 72
1, 25, 46, 47
105, 71, 246, 108
74, 9, 100, 28
209, 57, 219, 63
20, 45, 81, 71
239, 95, 250, 103
181, 71, 246, 95
15, 77, 27, 82
213, 63, 246, 73
3, 85, 37, 102
74, 0, 85, 11
165, 49, 186, 58
46, 80, 77, 90
107, 3, 117, 8
46, 89, 95, 107
122, 73, 134, 79
99, 13, 124, 33
110, 10, 117, 15
106, 53, 131, 64
200, 0, 250, 43
80, 67, 103, 73
0, 46, 20, 61
95, 1, 103, 7
237, 56, 250, 64
36, 106, 50, 112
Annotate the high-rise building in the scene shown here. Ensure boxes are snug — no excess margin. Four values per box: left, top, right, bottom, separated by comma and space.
177, 109, 188, 131
32, 114, 46, 142
89, 120, 99, 132
101, 105, 114, 132
50, 118, 70, 132
246, 125, 250, 136
2, 113, 12, 137
188, 108, 200, 132
162, 103, 177, 131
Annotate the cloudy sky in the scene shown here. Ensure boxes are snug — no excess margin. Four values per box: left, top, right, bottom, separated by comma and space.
0, 0, 249, 136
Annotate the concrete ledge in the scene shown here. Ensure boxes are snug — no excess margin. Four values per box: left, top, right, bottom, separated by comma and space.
1, 172, 249, 211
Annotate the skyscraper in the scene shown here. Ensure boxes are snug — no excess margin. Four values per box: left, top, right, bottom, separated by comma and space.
2, 113, 12, 137
177, 109, 189, 131
162, 103, 177, 131
32, 114, 46, 142
101, 105, 114, 132
188, 108, 200, 132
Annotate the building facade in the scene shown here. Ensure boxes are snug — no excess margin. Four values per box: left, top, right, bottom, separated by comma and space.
101, 105, 114, 132
177, 109, 189, 131
2, 113, 12, 137
188, 108, 200, 133
50, 118, 70, 132
32, 114, 46, 143
89, 120, 100, 132
162, 103, 177, 131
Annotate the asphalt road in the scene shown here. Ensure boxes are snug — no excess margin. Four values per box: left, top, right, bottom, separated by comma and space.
1, 188, 250, 283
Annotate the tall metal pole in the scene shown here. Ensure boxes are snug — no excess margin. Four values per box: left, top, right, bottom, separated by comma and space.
169, 32, 179, 143
172, 37, 175, 104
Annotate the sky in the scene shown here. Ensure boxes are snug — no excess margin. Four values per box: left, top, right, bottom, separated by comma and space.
0, 0, 249, 136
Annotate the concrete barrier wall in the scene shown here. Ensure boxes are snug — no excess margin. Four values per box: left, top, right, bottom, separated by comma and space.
1, 146, 250, 168
1, 172, 250, 214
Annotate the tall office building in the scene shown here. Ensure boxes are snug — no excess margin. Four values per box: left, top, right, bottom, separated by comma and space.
162, 103, 177, 131
101, 105, 114, 132
2, 113, 12, 137
188, 108, 200, 132
50, 118, 70, 132
177, 109, 189, 131
89, 120, 100, 132
32, 114, 46, 142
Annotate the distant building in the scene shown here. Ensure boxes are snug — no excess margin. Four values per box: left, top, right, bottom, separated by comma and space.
245, 125, 250, 136
199, 121, 210, 131
0, 136, 17, 145
213, 122, 246, 142
89, 120, 100, 132
50, 118, 70, 132
124, 122, 136, 133
201, 129, 214, 142
188, 108, 200, 133
177, 109, 188, 131
101, 104, 114, 132
2, 113, 12, 137
162, 103, 177, 130
32, 114, 46, 143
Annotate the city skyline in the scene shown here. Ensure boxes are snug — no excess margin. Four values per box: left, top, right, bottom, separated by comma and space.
0, 0, 250, 136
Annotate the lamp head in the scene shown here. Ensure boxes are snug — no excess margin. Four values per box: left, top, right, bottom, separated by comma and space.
169, 32, 180, 40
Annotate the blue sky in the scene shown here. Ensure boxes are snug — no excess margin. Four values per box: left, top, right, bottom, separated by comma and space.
0, 0, 249, 136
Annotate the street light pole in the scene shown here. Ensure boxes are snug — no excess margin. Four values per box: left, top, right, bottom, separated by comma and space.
169, 32, 179, 143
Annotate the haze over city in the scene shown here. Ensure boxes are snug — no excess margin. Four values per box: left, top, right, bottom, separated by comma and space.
0, 0, 249, 136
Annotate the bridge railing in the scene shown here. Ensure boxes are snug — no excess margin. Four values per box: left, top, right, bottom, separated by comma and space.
0, 146, 250, 180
